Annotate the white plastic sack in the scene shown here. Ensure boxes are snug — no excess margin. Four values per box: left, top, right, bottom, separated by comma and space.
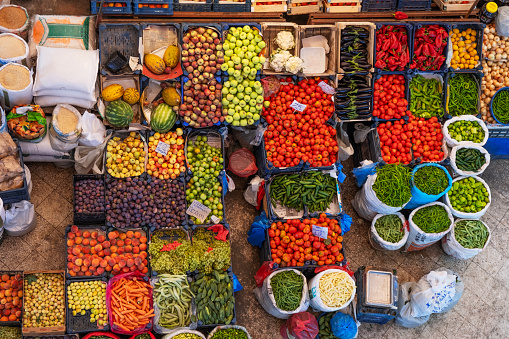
4, 200, 36, 237
0, 198, 5, 230
52, 104, 82, 143
19, 117, 70, 157
352, 174, 409, 221
444, 176, 491, 219
207, 325, 252, 339
80, 111, 106, 147
244, 176, 264, 207
442, 219, 491, 260
74, 135, 110, 174
338, 122, 354, 162
162, 329, 206, 339
34, 46, 99, 94
405, 202, 454, 252
33, 88, 97, 102
370, 213, 409, 251
443, 116, 489, 147
24, 165, 32, 196
0, 63, 33, 110
308, 269, 356, 312
34, 95, 96, 109
0, 33, 29, 67
254, 269, 309, 319
496, 7, 509, 37
395, 282, 429, 328
450, 145, 490, 177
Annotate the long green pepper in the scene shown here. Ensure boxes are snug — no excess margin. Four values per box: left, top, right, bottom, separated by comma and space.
413, 166, 449, 195
454, 220, 489, 249
372, 165, 412, 208
448, 73, 479, 116
412, 205, 451, 233
374, 214, 405, 243
270, 271, 304, 311
492, 89, 509, 124
455, 148, 486, 172
211, 328, 249, 339
410, 75, 444, 118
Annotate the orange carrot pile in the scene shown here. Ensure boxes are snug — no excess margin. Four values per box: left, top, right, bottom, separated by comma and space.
110, 277, 154, 332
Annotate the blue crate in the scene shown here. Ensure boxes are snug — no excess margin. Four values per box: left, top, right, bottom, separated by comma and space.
0, 140, 29, 204
372, 72, 411, 122
133, 0, 173, 15
362, 0, 397, 11
374, 22, 413, 73
99, 23, 141, 76
180, 24, 223, 77
91, 0, 132, 14
448, 23, 485, 72
411, 22, 451, 73
175, 0, 213, 11
444, 71, 483, 119
407, 72, 446, 120
213, 0, 251, 12
396, 0, 431, 11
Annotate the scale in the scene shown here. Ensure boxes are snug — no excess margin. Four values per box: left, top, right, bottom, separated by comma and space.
354, 266, 398, 324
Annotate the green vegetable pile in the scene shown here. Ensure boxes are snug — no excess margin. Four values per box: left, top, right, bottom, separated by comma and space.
372, 165, 412, 207
492, 89, 509, 124
454, 220, 489, 249
409, 75, 444, 118
318, 312, 339, 339
413, 166, 449, 195
270, 270, 304, 311
173, 334, 202, 339
448, 177, 490, 213
270, 172, 337, 213
0, 326, 21, 339
192, 271, 235, 325
412, 204, 451, 233
447, 120, 485, 143
447, 73, 479, 116
374, 214, 405, 243
89, 336, 112, 339
150, 229, 230, 275
455, 148, 486, 172
154, 275, 195, 329
134, 335, 152, 339
210, 328, 249, 339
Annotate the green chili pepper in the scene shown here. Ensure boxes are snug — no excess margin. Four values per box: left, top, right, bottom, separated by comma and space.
413, 166, 449, 195
372, 165, 412, 208
412, 205, 451, 233
410, 75, 444, 118
492, 89, 509, 123
448, 73, 479, 117
455, 148, 486, 172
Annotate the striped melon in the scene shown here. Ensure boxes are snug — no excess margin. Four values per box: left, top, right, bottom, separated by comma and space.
106, 100, 133, 128
151, 103, 176, 133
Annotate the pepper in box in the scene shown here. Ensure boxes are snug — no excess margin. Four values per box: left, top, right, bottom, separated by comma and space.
411, 25, 448, 71
375, 25, 410, 71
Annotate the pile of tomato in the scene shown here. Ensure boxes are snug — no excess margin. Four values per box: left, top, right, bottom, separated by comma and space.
373, 74, 410, 120
268, 215, 344, 268
262, 77, 338, 168
377, 119, 413, 164
408, 114, 445, 162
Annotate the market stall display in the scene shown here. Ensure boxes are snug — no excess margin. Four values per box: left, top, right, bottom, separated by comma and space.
335, 74, 372, 121
446, 176, 491, 218
409, 74, 444, 118
338, 26, 371, 74
411, 24, 449, 72
0, 272, 22, 322
374, 24, 410, 72
105, 131, 146, 178
372, 74, 408, 120
446, 72, 480, 117
147, 129, 186, 179
66, 279, 108, 333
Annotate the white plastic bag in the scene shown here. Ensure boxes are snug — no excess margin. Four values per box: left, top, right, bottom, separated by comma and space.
395, 282, 429, 328
244, 176, 264, 207
4, 200, 36, 236
370, 213, 409, 251
443, 116, 489, 147
405, 202, 454, 252
24, 165, 32, 196
450, 145, 490, 177
74, 135, 110, 174
442, 219, 491, 260
0, 33, 29, 67
254, 269, 309, 319
496, 7, 509, 37
207, 325, 252, 339
0, 63, 33, 110
444, 176, 491, 219
338, 122, 354, 162
52, 104, 82, 143
0, 198, 5, 229
162, 329, 206, 339
308, 269, 356, 312
79, 111, 106, 147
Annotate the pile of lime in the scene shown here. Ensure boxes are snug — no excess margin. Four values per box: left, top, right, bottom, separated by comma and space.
448, 177, 490, 213
447, 120, 485, 143
67, 280, 108, 326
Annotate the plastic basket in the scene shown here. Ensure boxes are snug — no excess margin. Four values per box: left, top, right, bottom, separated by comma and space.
213, 0, 251, 11
407, 72, 446, 121
448, 23, 485, 72
73, 174, 106, 225
133, 0, 173, 15
0, 139, 29, 204
411, 22, 451, 73
372, 72, 411, 122
91, 1, 133, 14
444, 71, 482, 119
374, 22, 413, 74
260, 22, 300, 76
396, 0, 431, 11
180, 23, 222, 77
362, 0, 397, 11
175, 0, 213, 11
99, 23, 142, 76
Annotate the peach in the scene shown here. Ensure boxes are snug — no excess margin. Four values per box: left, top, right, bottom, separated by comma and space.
75, 237, 82, 245
83, 231, 91, 238
77, 271, 84, 276
116, 240, 124, 247
132, 239, 140, 246
142, 267, 149, 274
76, 230, 82, 237
108, 258, 116, 267
72, 265, 80, 273
85, 271, 92, 276
83, 258, 91, 267
130, 265, 137, 272
72, 247, 81, 256
90, 247, 96, 255
103, 249, 112, 256
110, 246, 117, 253
5, 296, 11, 303
17, 291, 21, 298
67, 254, 74, 262
140, 252, 148, 259
4, 302, 11, 309
100, 260, 108, 268
3, 309, 10, 316
68, 232, 76, 239
140, 244, 147, 251
132, 247, 140, 254
67, 263, 74, 270
105, 265, 112, 272
91, 231, 98, 239
67, 247, 73, 254
142, 259, 148, 266
82, 238, 90, 246
98, 250, 105, 257
124, 238, 132, 246
67, 239, 74, 247
15, 310, 20, 318
125, 245, 132, 253
112, 264, 120, 272
118, 260, 126, 268
117, 247, 124, 255
122, 267, 130, 273
119, 233, 127, 240
12, 297, 19, 307
134, 231, 142, 239
82, 247, 90, 254
75, 258, 83, 266
96, 267, 105, 275
111, 253, 118, 259
90, 239, 98, 247
92, 258, 100, 267
126, 259, 135, 267
94, 244, 103, 252
4, 290, 11, 297
98, 235, 106, 243
0, 304, 4, 310
140, 236, 147, 243
8, 315, 16, 321
102, 241, 111, 249
81, 266, 87, 272
126, 231, 134, 238
71, 225, 79, 234
134, 257, 143, 266
108, 231, 118, 240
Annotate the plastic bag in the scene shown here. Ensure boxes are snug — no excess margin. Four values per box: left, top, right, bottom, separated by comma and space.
395, 282, 430, 328
228, 148, 257, 177
254, 269, 309, 319
247, 211, 270, 247
443, 116, 489, 147
405, 201, 454, 252
231, 125, 266, 150
442, 219, 491, 260
162, 329, 206, 339
405, 163, 452, 210
338, 122, 354, 162
444, 176, 491, 219
353, 123, 373, 143
352, 161, 377, 187
0, 5, 29, 40
0, 33, 29, 67
370, 213, 409, 251
244, 176, 264, 207
48, 104, 82, 152
0, 64, 33, 110
496, 7, 509, 37
261, 76, 281, 97
308, 269, 356, 312
450, 145, 490, 177
331, 312, 358, 339
4, 200, 36, 236
279, 312, 318, 339
0, 132, 17, 159
207, 325, 252, 339
80, 111, 106, 147
24, 165, 32, 196
74, 135, 110, 174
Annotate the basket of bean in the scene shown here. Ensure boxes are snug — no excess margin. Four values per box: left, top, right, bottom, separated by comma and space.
405, 163, 452, 210
490, 87, 509, 125
443, 116, 488, 147
405, 202, 454, 252
161, 329, 206, 338
450, 145, 490, 176
207, 325, 252, 339
370, 213, 408, 251
442, 219, 491, 260
445, 176, 491, 219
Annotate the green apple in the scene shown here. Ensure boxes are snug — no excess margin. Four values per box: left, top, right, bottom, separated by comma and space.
236, 40, 243, 48
237, 84, 244, 93
234, 47, 241, 54
241, 46, 248, 52
230, 87, 237, 95
248, 74, 256, 80
264, 101, 270, 108
254, 81, 262, 89
256, 103, 263, 111
252, 56, 260, 64
260, 56, 266, 64
223, 43, 230, 51
247, 119, 255, 125
227, 68, 234, 76
224, 80, 231, 88
228, 103, 235, 109
228, 108, 235, 116
222, 98, 229, 106
250, 68, 257, 76
254, 35, 262, 43
239, 100, 246, 108
254, 47, 261, 55
255, 63, 262, 71
239, 32, 247, 40
230, 79, 238, 87
242, 59, 249, 66
222, 87, 229, 95
224, 55, 230, 62
225, 115, 234, 123
240, 111, 246, 119
233, 56, 241, 65
233, 70, 241, 78
253, 114, 260, 121
233, 112, 240, 120
229, 35, 236, 43
246, 112, 253, 119
221, 63, 229, 72
235, 76, 243, 83
249, 106, 256, 114
256, 87, 263, 95
247, 45, 255, 52
243, 39, 250, 46
249, 98, 257, 106
250, 92, 258, 99
247, 32, 254, 40
249, 62, 254, 68
243, 25, 251, 33
232, 29, 240, 38
229, 43, 235, 50
237, 92, 245, 100
257, 41, 266, 49
243, 66, 251, 74
225, 49, 233, 57
232, 120, 240, 126
226, 94, 234, 101
235, 105, 242, 112
232, 97, 240, 105
243, 80, 250, 87
245, 52, 253, 60
244, 87, 252, 95
227, 60, 234, 68
240, 119, 247, 126
256, 95, 264, 104
238, 51, 245, 59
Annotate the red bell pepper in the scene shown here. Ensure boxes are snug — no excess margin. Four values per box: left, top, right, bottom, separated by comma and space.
394, 11, 408, 20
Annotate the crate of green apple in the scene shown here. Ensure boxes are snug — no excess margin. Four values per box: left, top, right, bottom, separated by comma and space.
66, 278, 108, 334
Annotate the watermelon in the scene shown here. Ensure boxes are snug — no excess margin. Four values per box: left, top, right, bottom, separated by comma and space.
106, 100, 133, 127
151, 103, 177, 133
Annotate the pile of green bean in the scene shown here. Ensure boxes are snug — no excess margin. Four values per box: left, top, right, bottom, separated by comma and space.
454, 220, 489, 249
413, 166, 449, 195
153, 274, 194, 329
412, 205, 451, 233
448, 73, 479, 116
270, 270, 304, 311
492, 90, 509, 124
409, 75, 444, 118
210, 328, 249, 339
374, 214, 405, 243
270, 172, 337, 213
455, 148, 486, 172
372, 165, 412, 207
318, 312, 339, 339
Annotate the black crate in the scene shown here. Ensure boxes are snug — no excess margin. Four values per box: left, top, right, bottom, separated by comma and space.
411, 22, 451, 73
0, 140, 29, 204
348, 121, 382, 167
213, 0, 250, 11
444, 71, 483, 119
362, 0, 397, 12
149, 227, 190, 277
104, 130, 147, 178
374, 23, 413, 73
396, 0, 431, 11
98, 23, 142, 76
175, 0, 213, 11
0, 271, 23, 327
448, 23, 485, 72
73, 174, 106, 225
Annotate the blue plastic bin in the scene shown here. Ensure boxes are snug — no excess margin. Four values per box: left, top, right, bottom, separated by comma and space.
98, 23, 142, 75
91, 0, 132, 14
374, 22, 413, 74
133, 0, 173, 14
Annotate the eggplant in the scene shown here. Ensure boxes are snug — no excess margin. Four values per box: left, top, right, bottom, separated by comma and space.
353, 99, 371, 106
355, 93, 373, 100
335, 87, 352, 93
335, 100, 353, 109
356, 104, 371, 111
356, 87, 373, 94
340, 62, 371, 70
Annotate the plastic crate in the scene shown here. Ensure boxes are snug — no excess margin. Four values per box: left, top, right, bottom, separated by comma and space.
66, 277, 109, 334
0, 140, 29, 204
362, 0, 396, 11
99, 23, 142, 76
372, 72, 411, 122
73, 174, 106, 225
133, 0, 173, 15
336, 73, 373, 121
448, 23, 485, 73
444, 71, 482, 119
252, 0, 287, 12
484, 136, 509, 158
180, 23, 222, 78
175, 0, 213, 11
374, 22, 413, 74
221, 23, 262, 76
149, 227, 191, 276
408, 72, 446, 120
411, 22, 451, 73
91, 1, 132, 14
213, 0, 251, 11
396, 0, 431, 11
103, 130, 148, 179
0, 271, 23, 327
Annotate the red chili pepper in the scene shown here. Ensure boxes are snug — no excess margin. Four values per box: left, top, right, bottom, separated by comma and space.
400, 49, 407, 65
382, 39, 391, 51
378, 50, 386, 59
414, 44, 423, 56
396, 42, 402, 54
390, 34, 398, 49
423, 44, 430, 56
429, 47, 438, 58
417, 55, 427, 62
401, 33, 408, 45
428, 29, 437, 38
375, 59, 387, 69
394, 11, 408, 20
386, 25, 394, 32
415, 28, 425, 38
435, 34, 442, 48
423, 35, 433, 44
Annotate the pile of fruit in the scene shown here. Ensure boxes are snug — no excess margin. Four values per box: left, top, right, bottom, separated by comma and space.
106, 132, 146, 178
103, 84, 139, 128
74, 178, 105, 214
66, 226, 149, 277
147, 129, 186, 179
373, 74, 409, 120
450, 27, 479, 70
262, 77, 338, 168
23, 273, 65, 329
67, 280, 108, 327
0, 273, 22, 322
448, 177, 490, 213
447, 119, 485, 143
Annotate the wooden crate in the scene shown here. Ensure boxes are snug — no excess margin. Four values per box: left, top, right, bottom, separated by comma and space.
261, 22, 300, 75
299, 25, 338, 76
251, 0, 287, 11
288, 0, 322, 14
336, 22, 375, 73
433, 0, 475, 11
325, 0, 361, 12
99, 74, 142, 127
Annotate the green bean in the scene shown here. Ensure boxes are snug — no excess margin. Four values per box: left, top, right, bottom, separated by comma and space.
270, 271, 304, 311
492, 90, 509, 123
455, 148, 486, 172
413, 166, 449, 195
454, 220, 489, 249
372, 165, 412, 207
410, 75, 444, 118
412, 205, 451, 233
374, 214, 404, 243
211, 328, 249, 339
448, 73, 479, 116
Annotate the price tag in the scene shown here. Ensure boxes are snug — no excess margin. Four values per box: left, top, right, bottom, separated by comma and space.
319, 81, 336, 95
211, 215, 220, 224
155, 141, 170, 156
312, 225, 329, 240
290, 100, 307, 112
186, 200, 211, 222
